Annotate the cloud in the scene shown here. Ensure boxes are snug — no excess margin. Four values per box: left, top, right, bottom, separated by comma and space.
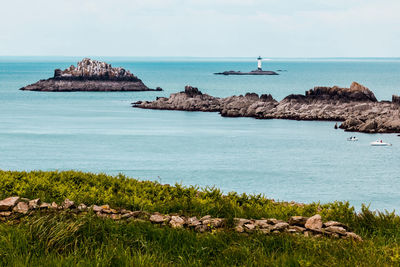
0, 0, 399, 56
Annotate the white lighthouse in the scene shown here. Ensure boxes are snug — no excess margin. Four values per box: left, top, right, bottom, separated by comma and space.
257, 56, 262, 71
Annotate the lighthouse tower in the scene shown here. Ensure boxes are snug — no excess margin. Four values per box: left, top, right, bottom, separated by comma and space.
257, 56, 262, 71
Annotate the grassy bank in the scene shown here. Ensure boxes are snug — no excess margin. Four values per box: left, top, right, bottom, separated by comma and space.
1, 170, 400, 266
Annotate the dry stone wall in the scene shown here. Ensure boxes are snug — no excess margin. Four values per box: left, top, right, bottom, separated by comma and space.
0, 196, 362, 241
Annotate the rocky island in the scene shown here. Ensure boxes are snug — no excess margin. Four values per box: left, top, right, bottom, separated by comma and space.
214, 57, 279, 75
133, 82, 400, 133
20, 58, 162, 92
214, 70, 279, 75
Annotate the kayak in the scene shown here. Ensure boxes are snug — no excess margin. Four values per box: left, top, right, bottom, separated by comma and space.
347, 137, 358, 141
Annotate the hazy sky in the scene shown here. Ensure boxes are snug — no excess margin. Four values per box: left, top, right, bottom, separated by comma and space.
0, 0, 399, 57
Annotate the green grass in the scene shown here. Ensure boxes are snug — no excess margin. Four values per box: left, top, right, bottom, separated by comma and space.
1, 170, 400, 266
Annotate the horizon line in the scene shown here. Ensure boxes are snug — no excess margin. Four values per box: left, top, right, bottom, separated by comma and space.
1, 56, 400, 60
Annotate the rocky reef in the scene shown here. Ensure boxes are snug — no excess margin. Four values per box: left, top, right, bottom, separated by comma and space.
0, 196, 362, 241
133, 82, 400, 133
20, 58, 162, 92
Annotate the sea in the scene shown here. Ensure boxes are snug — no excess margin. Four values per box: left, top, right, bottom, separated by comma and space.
1, 57, 400, 211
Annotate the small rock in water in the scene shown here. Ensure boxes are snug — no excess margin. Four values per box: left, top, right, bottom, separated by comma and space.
305, 214, 323, 230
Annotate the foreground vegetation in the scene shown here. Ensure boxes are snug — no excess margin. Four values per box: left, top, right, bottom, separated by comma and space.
1, 170, 400, 266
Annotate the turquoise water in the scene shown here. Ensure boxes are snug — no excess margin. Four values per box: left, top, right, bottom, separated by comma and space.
1, 57, 400, 211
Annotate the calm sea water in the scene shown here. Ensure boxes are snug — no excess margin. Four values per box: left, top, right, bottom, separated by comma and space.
1, 57, 400, 211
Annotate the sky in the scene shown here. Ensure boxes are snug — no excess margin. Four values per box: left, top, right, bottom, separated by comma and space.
0, 0, 399, 57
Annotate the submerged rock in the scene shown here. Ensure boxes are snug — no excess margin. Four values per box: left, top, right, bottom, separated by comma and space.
20, 58, 162, 92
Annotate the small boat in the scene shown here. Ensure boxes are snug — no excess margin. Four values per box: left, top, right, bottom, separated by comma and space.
347, 136, 358, 141
370, 140, 392, 146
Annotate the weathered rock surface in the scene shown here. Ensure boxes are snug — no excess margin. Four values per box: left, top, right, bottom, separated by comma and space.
13, 202, 29, 214
170, 216, 185, 228
0, 197, 20, 211
20, 58, 162, 92
305, 214, 323, 230
0, 196, 362, 241
133, 83, 400, 133
323, 221, 349, 230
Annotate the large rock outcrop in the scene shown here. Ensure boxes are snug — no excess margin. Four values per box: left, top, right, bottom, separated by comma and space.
133, 83, 400, 133
20, 58, 162, 92
305, 82, 377, 102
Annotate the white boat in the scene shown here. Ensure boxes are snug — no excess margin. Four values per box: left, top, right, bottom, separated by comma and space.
370, 140, 392, 146
347, 137, 358, 141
